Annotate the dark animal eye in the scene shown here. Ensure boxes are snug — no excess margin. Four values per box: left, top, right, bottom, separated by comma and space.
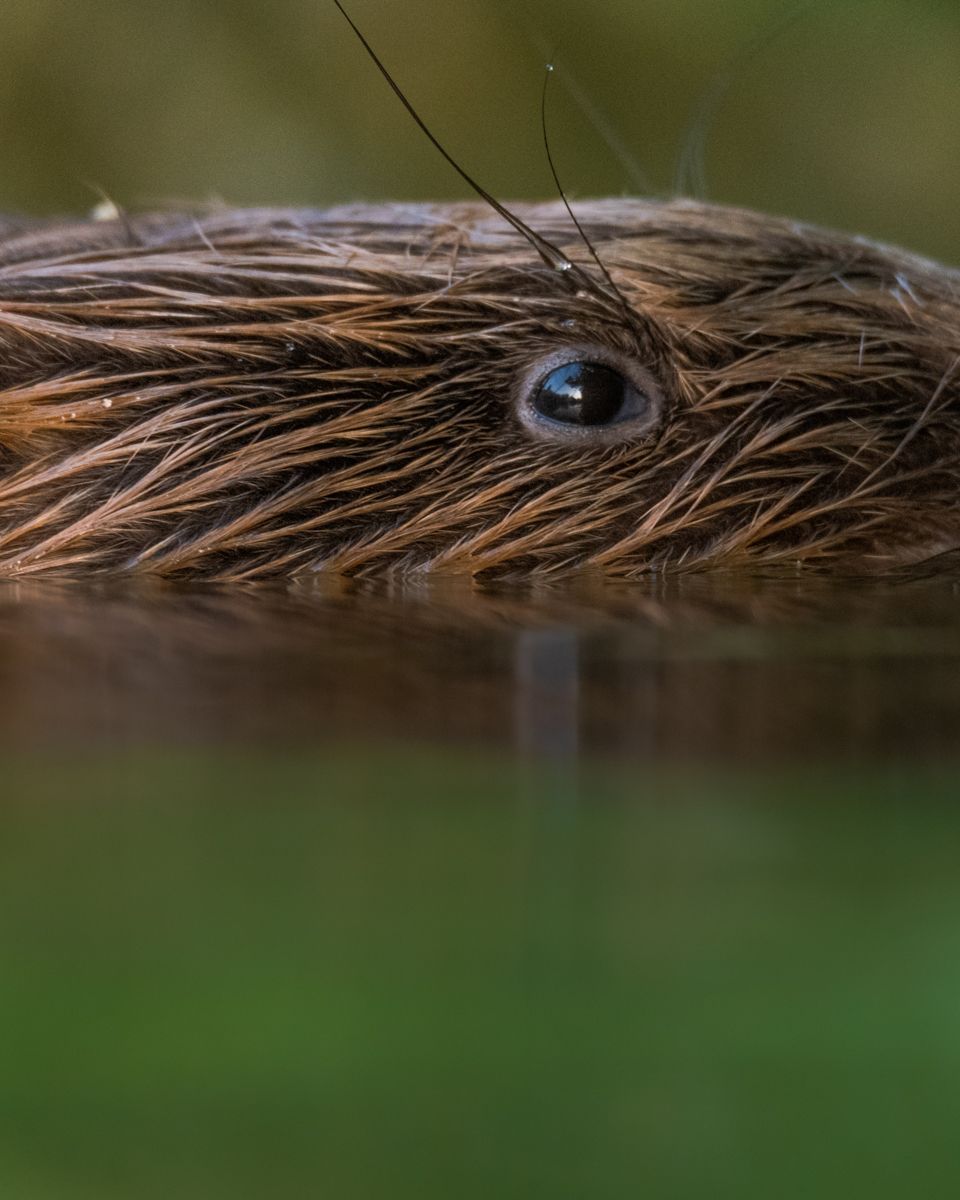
533, 361, 641, 427
515, 346, 664, 444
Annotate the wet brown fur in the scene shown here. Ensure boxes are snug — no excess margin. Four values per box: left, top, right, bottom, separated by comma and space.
0, 198, 958, 579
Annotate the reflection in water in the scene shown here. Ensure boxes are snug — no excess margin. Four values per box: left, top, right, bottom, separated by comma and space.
0, 570, 958, 760
514, 630, 580, 760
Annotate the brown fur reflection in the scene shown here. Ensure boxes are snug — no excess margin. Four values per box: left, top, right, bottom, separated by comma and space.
0, 576, 957, 760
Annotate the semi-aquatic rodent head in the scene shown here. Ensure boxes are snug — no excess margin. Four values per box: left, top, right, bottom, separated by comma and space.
0, 197, 957, 578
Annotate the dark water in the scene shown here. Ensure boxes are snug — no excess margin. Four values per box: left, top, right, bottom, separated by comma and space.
2, 571, 960, 759
3, 573, 960, 1198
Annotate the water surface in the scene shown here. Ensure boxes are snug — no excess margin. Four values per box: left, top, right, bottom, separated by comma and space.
2, 573, 959, 1198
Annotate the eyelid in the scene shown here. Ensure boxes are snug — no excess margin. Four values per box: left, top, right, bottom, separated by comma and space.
513, 343, 665, 444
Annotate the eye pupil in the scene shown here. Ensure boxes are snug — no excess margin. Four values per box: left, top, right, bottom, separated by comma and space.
533, 361, 629, 426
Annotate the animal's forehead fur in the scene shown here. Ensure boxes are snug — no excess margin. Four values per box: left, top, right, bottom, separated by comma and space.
0, 196, 953, 277
2, 199, 957, 368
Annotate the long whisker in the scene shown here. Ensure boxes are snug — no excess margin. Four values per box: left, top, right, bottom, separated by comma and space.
333, 0, 598, 297
539, 61, 637, 321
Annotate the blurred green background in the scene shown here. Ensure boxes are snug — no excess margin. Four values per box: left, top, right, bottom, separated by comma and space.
5, 752, 960, 1200
0, 0, 958, 261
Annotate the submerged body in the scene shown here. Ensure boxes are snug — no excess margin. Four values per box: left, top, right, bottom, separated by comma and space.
0, 198, 957, 578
